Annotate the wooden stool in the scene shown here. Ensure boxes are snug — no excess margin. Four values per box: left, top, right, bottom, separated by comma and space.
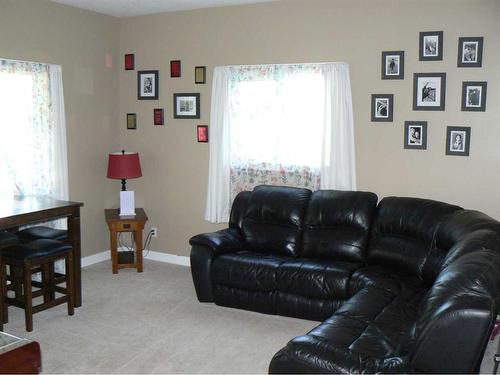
0, 239, 74, 332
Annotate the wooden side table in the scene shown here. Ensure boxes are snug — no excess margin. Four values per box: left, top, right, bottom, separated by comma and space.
104, 208, 148, 274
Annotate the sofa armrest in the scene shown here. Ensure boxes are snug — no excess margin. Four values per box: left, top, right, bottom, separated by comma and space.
189, 228, 244, 303
189, 228, 244, 255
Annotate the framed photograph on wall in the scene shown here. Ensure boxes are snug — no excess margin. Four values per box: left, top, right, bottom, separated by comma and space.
413, 73, 446, 111
154, 108, 164, 125
419, 31, 443, 61
170, 60, 181, 77
195, 66, 206, 84
446, 126, 471, 156
127, 113, 137, 130
404, 121, 427, 150
197, 125, 208, 142
457, 37, 483, 67
381, 51, 404, 80
371, 94, 393, 122
461, 81, 487, 112
124, 54, 135, 70
137, 70, 159, 100
174, 93, 200, 119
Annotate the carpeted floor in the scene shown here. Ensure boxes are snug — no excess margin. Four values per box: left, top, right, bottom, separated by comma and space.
2, 259, 498, 373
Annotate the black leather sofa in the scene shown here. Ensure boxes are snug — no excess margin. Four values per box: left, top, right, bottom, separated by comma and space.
189, 185, 500, 373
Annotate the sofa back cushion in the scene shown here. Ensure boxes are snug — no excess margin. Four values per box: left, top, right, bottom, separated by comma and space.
367, 197, 461, 279
241, 185, 312, 257
422, 210, 500, 283
301, 190, 378, 262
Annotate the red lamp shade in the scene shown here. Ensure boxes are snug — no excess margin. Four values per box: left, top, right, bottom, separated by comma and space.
107, 152, 142, 180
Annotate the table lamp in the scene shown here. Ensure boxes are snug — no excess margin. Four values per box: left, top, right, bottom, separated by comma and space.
107, 150, 142, 216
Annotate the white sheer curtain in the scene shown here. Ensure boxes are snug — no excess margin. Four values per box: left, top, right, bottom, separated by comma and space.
205, 62, 356, 223
0, 59, 69, 205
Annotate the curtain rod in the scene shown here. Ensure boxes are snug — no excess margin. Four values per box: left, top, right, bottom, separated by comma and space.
0, 56, 60, 67
220, 61, 348, 68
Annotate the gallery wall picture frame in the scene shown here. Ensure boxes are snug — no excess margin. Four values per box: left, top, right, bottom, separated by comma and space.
127, 113, 137, 130
124, 54, 135, 70
419, 31, 443, 61
457, 37, 484, 67
195, 66, 206, 84
174, 93, 200, 119
137, 70, 159, 100
381, 51, 404, 80
197, 125, 208, 143
170, 60, 181, 77
371, 94, 393, 122
446, 126, 471, 156
461, 81, 487, 112
404, 121, 427, 150
413, 73, 446, 111
154, 108, 164, 125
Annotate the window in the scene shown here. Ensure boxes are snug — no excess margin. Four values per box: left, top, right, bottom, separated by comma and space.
229, 67, 324, 202
0, 59, 68, 202
205, 63, 356, 223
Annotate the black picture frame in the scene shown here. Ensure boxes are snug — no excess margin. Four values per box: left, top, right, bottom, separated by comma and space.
419, 31, 443, 61
461, 81, 487, 112
126, 113, 137, 130
195, 66, 206, 84
371, 94, 393, 122
404, 121, 427, 150
446, 126, 471, 156
173, 93, 200, 119
413, 73, 446, 111
457, 37, 483, 67
381, 51, 404, 80
137, 70, 159, 100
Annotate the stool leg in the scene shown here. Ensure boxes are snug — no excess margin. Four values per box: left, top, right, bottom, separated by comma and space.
41, 263, 55, 303
65, 254, 74, 316
23, 263, 33, 332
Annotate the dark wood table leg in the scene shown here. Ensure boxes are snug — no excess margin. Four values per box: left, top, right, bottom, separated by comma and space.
67, 207, 82, 307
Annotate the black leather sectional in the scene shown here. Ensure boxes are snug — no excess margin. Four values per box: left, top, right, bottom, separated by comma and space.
189, 185, 500, 373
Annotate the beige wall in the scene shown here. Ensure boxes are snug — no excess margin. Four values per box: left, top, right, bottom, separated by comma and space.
5, 0, 495, 258
119, 0, 500, 257
0, 0, 120, 256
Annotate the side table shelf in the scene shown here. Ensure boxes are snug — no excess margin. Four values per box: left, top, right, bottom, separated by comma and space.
104, 208, 148, 274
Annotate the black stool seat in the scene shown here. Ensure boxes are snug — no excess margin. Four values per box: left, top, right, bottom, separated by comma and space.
0, 231, 19, 248
1, 239, 72, 261
17, 226, 68, 242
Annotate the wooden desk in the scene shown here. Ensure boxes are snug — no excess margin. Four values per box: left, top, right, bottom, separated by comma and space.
0, 196, 84, 307
105, 208, 148, 273
0, 330, 41, 374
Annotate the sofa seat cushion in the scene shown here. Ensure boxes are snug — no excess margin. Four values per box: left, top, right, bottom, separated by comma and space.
212, 251, 289, 292
270, 286, 423, 373
277, 259, 361, 300
349, 265, 426, 297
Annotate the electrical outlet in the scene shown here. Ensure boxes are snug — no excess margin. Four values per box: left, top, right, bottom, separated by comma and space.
151, 227, 158, 237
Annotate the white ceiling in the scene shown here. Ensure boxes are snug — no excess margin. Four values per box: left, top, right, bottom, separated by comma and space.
51, 0, 281, 18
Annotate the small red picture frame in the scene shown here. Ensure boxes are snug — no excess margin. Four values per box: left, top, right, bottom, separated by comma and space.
154, 108, 164, 125
197, 125, 208, 143
124, 54, 135, 70
170, 60, 181, 77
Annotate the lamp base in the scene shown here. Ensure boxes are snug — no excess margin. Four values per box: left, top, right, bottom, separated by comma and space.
119, 190, 136, 216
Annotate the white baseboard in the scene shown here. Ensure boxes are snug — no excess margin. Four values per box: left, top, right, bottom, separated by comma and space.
81, 249, 190, 268
81, 251, 110, 267
145, 251, 190, 266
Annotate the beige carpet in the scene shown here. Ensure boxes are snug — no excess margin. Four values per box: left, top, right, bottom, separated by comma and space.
2, 259, 498, 373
